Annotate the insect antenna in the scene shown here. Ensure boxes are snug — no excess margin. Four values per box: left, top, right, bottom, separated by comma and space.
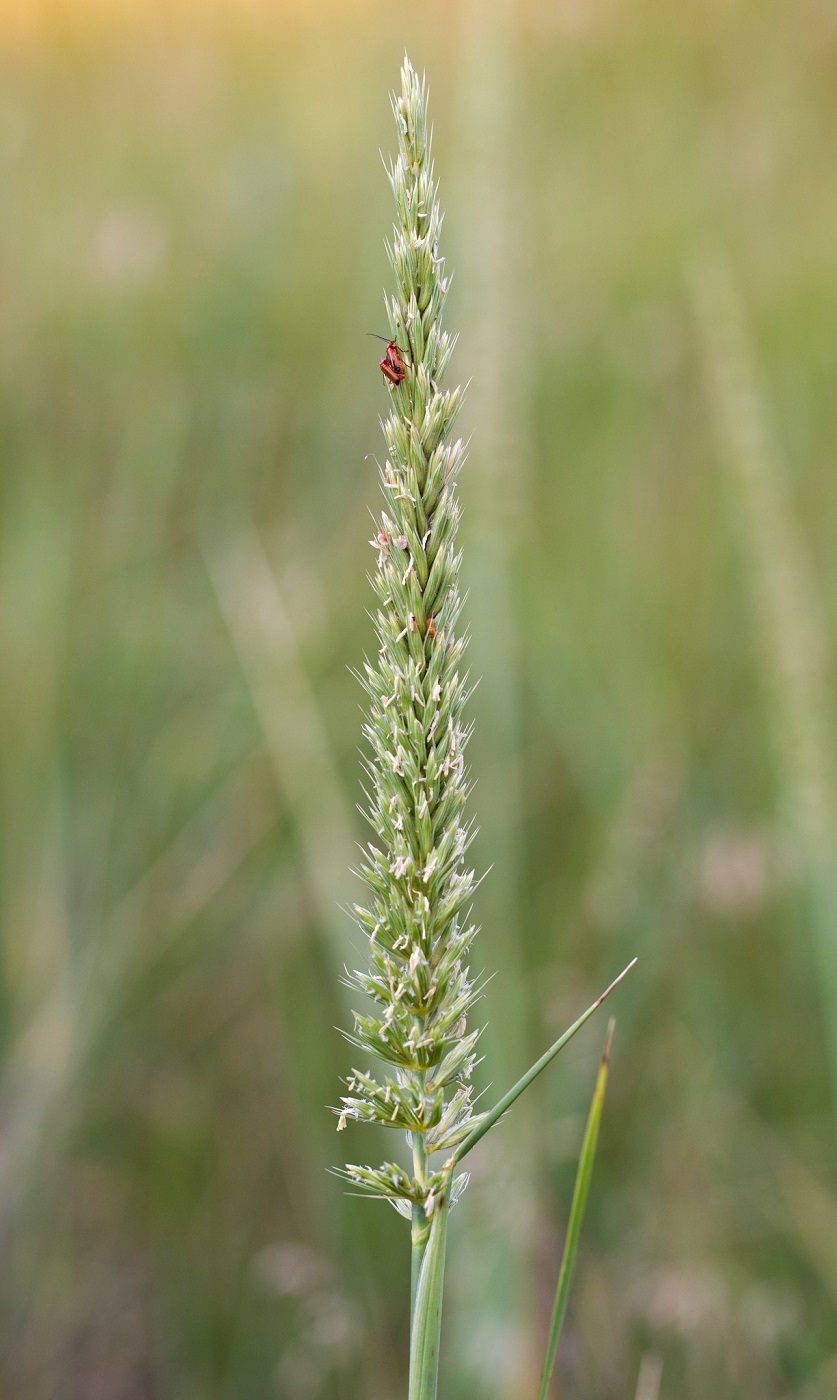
367, 332, 411, 363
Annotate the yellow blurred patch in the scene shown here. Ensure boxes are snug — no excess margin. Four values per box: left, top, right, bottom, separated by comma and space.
0, 0, 379, 49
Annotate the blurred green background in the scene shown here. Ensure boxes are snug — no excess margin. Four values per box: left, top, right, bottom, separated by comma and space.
2, 1, 837, 1396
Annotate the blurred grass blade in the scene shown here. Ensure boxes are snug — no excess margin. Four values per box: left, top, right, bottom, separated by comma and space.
452, 0, 539, 1385
634, 1352, 664, 1400
693, 257, 837, 1110
206, 527, 358, 990
408, 1186, 450, 1400
452, 961, 634, 1167
537, 1019, 615, 1400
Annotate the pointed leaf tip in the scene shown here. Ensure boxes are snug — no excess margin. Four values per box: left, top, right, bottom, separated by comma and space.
595, 958, 637, 1011
451, 959, 635, 1167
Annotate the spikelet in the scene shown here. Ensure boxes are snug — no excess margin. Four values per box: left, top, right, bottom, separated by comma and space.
336, 58, 484, 1220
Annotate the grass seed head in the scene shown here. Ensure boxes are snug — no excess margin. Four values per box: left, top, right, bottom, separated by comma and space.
337, 58, 482, 1210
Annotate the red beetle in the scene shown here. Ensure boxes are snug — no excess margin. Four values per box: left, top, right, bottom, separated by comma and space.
369, 333, 408, 386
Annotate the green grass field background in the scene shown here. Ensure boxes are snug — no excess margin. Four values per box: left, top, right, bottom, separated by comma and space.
2, 2, 836, 1395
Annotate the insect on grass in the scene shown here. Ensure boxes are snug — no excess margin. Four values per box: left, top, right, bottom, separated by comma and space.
368, 332, 408, 385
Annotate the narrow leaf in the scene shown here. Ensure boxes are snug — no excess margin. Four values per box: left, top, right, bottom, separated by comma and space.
537, 1019, 615, 1400
451, 960, 635, 1167
408, 1185, 450, 1400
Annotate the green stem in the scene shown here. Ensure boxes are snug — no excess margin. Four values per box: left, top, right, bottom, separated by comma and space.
411, 1129, 429, 1318
408, 1178, 451, 1400
411, 1203, 429, 1317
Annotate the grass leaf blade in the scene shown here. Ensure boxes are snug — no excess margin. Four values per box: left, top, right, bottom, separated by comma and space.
537, 1019, 615, 1400
451, 961, 634, 1167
